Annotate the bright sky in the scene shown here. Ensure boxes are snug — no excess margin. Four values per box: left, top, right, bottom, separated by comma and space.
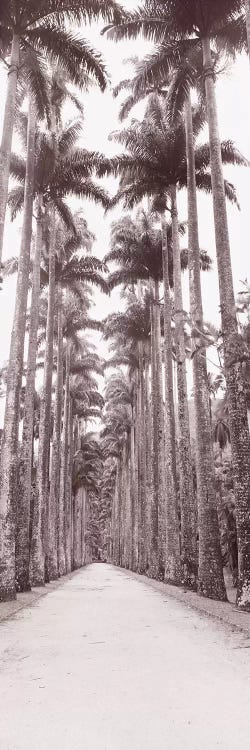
0, 3, 250, 424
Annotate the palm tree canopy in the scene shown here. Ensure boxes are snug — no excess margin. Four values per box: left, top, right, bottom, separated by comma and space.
103, 1, 245, 44
0, 0, 125, 95
100, 95, 247, 211
105, 208, 211, 290
39, 222, 108, 293
8, 118, 111, 222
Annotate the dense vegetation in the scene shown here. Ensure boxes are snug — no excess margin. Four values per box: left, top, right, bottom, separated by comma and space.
0, 0, 250, 611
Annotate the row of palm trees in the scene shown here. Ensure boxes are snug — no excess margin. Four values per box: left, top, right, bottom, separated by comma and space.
98, 0, 250, 609
0, 0, 250, 612
0, 0, 126, 600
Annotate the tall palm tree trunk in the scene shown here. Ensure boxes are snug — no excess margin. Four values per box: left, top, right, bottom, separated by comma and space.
34, 210, 56, 585
113, 460, 121, 565
65, 396, 74, 572
171, 185, 198, 588
120, 443, 126, 566
202, 38, 250, 608
138, 341, 147, 572
130, 401, 138, 570
0, 33, 20, 265
58, 343, 70, 576
161, 213, 181, 584
246, 0, 250, 59
184, 94, 227, 600
150, 280, 165, 578
48, 281, 63, 580
111, 488, 115, 563
17, 195, 42, 592
73, 486, 82, 569
144, 342, 152, 571
0, 95, 36, 600
150, 288, 158, 575
124, 442, 132, 568
81, 487, 86, 566
162, 215, 178, 489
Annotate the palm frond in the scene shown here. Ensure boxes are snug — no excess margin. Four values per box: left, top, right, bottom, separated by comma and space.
58, 120, 84, 155
26, 27, 108, 90
8, 186, 25, 219
54, 198, 77, 232
9, 153, 26, 183
21, 50, 51, 123
195, 140, 250, 173
103, 10, 168, 44
25, 0, 124, 26
214, 12, 247, 57
224, 179, 240, 209
3, 256, 19, 277
113, 78, 131, 97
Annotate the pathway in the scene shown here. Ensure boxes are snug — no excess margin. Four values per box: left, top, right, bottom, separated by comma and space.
0, 563, 250, 749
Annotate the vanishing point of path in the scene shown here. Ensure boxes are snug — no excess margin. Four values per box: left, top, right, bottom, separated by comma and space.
1, 564, 250, 750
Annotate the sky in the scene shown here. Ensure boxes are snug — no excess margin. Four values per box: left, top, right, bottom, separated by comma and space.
0, 4, 250, 423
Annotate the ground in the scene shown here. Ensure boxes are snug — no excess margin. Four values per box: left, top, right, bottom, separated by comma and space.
0, 564, 250, 750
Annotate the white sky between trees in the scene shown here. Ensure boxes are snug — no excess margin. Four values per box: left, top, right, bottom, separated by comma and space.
0, 1, 250, 425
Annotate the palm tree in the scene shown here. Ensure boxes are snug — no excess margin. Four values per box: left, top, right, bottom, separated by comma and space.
72, 432, 103, 568
0, 118, 109, 599
104, 0, 250, 610
104, 290, 152, 572
26, 297, 104, 581
246, 1, 250, 56
35, 271, 105, 584
56, 306, 105, 578
0, 0, 124, 267
105, 338, 140, 571
105, 211, 167, 575
15, 195, 44, 592
102, 103, 240, 594
16, 220, 91, 589
104, 207, 211, 581
7, 90, 88, 567
113, 47, 248, 593
102, 374, 133, 568
46, 228, 100, 581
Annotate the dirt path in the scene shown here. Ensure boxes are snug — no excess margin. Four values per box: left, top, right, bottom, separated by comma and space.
0, 563, 250, 749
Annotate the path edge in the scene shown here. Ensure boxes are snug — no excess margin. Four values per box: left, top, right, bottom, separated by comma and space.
123, 568, 250, 637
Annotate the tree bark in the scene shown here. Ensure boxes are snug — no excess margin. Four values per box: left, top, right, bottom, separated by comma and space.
114, 457, 122, 566
58, 343, 70, 576
144, 341, 152, 571
47, 278, 63, 580
35, 210, 56, 585
150, 280, 165, 578
81, 487, 86, 566
0, 95, 36, 600
130, 401, 138, 570
202, 37, 250, 608
120, 443, 126, 567
161, 213, 181, 584
0, 33, 20, 265
138, 341, 147, 573
246, 0, 250, 60
149, 286, 158, 575
65, 396, 74, 572
73, 487, 82, 569
184, 94, 227, 600
171, 186, 198, 587
17, 194, 42, 592
124, 444, 132, 568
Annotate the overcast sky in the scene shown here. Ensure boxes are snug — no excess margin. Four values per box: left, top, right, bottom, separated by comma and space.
0, 5, 250, 422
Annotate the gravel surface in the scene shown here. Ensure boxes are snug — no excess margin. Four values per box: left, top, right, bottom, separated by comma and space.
0, 563, 250, 749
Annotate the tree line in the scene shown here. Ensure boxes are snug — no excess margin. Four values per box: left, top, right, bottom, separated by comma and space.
0, 1, 250, 611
